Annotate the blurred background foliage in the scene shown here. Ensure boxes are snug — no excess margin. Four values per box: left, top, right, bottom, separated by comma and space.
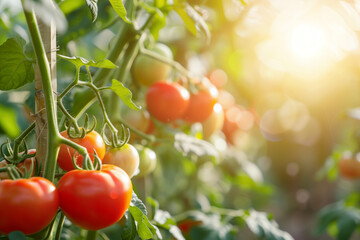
1, 0, 360, 239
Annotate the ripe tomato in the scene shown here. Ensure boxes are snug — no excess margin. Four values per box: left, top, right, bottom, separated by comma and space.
57, 130, 106, 171
207, 69, 228, 89
132, 43, 173, 86
182, 80, 218, 123
0, 177, 59, 235
146, 82, 190, 123
0, 149, 36, 179
338, 154, 360, 179
202, 103, 224, 139
102, 144, 140, 178
57, 164, 132, 230
135, 145, 157, 177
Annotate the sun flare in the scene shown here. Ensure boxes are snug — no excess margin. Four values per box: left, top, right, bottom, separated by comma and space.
289, 23, 326, 60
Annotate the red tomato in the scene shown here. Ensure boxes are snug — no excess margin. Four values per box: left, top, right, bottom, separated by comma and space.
339, 155, 360, 179
57, 130, 106, 171
146, 82, 190, 123
202, 103, 224, 139
103, 144, 140, 178
57, 164, 132, 230
0, 177, 59, 235
182, 80, 219, 123
0, 149, 36, 179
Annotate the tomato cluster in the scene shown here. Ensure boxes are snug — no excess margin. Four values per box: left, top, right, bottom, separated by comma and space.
0, 131, 135, 236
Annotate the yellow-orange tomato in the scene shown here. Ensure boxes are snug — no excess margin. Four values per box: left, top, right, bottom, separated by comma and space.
102, 144, 140, 178
202, 103, 224, 139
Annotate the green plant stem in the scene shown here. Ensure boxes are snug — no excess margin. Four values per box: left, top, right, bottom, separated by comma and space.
118, 39, 140, 84
55, 213, 66, 240
22, 3, 61, 182
120, 119, 156, 142
12, 122, 35, 159
86, 230, 98, 240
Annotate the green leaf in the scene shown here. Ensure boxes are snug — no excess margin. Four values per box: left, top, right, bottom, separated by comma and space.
85, 0, 98, 22
173, 7, 197, 36
245, 210, 294, 240
316, 201, 360, 240
131, 191, 148, 216
8, 231, 26, 240
174, 133, 219, 159
120, 210, 138, 240
57, 54, 118, 69
59, 0, 85, 14
108, 0, 130, 23
0, 104, 21, 138
0, 38, 34, 90
110, 79, 141, 110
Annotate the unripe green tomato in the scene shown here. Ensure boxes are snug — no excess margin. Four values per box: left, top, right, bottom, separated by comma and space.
132, 43, 173, 86
135, 145, 157, 177
102, 144, 140, 178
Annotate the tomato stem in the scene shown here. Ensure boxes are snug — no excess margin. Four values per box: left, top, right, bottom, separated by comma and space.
55, 212, 66, 240
22, 3, 62, 182
85, 230, 98, 240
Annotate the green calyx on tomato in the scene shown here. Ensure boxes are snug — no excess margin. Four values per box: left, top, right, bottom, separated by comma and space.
0, 177, 59, 235
57, 164, 133, 230
146, 82, 190, 123
182, 79, 219, 123
0, 149, 37, 180
57, 130, 106, 172
132, 43, 173, 86
102, 143, 140, 178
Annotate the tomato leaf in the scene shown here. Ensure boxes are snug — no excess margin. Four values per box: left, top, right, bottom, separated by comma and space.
57, 54, 118, 69
131, 191, 147, 216
0, 103, 21, 139
110, 79, 141, 110
108, 0, 130, 23
316, 201, 360, 240
244, 210, 294, 240
174, 133, 219, 158
120, 211, 138, 240
85, 0, 98, 22
0, 38, 34, 90
8, 231, 27, 240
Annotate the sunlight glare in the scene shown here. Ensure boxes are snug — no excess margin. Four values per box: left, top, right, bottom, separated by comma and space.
290, 23, 325, 60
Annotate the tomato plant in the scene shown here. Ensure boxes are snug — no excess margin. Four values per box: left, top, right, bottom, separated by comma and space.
0, 177, 59, 235
132, 43, 173, 86
182, 80, 219, 123
57, 130, 106, 171
146, 82, 190, 123
57, 164, 132, 230
102, 143, 140, 178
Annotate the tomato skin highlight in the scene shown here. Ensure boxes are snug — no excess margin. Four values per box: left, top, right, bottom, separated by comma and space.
146, 82, 190, 123
0, 177, 59, 235
103, 144, 140, 178
57, 130, 106, 172
202, 103, 224, 139
182, 81, 219, 123
57, 164, 133, 230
